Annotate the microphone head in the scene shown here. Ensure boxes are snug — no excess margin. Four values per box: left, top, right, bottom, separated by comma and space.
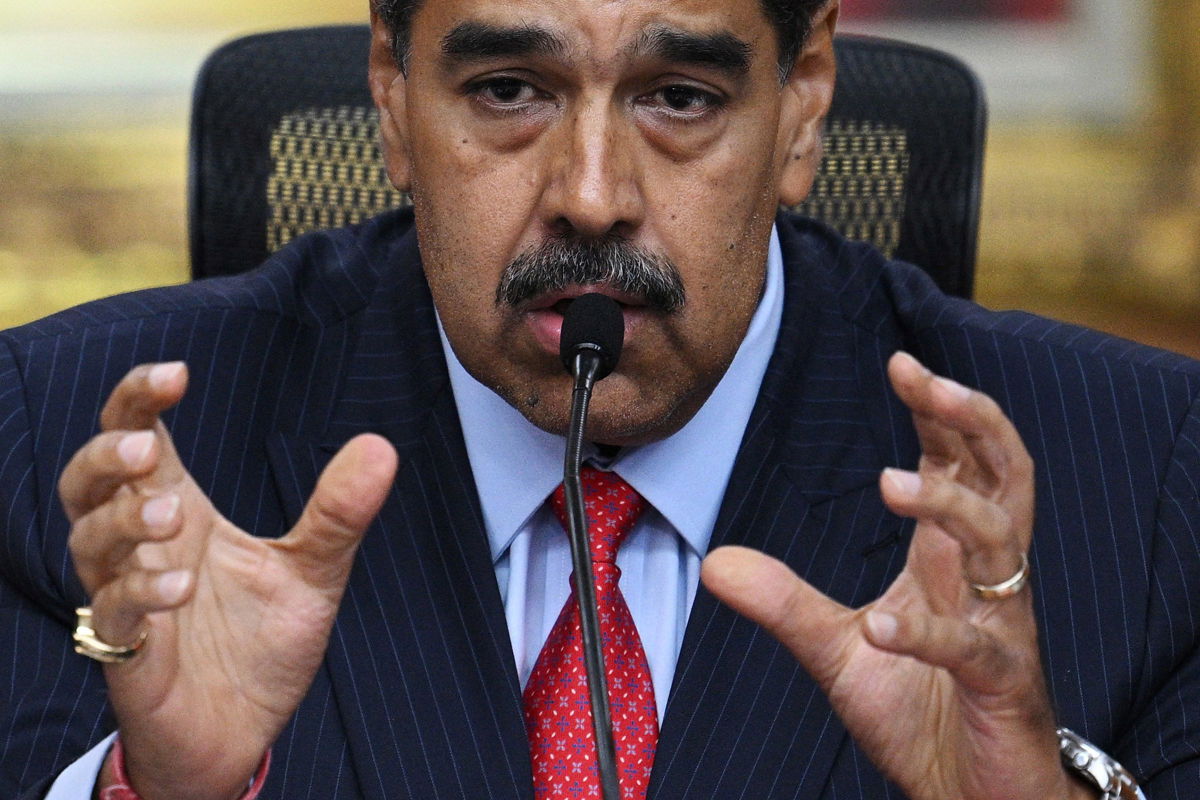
559, 293, 624, 380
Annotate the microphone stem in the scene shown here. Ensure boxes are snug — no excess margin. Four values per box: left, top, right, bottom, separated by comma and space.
563, 352, 621, 800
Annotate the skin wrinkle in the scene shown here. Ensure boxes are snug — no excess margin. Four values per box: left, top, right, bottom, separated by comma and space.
436, 21, 757, 115
375, 0, 827, 78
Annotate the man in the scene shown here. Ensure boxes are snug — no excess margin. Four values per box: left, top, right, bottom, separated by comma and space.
1, 0, 1197, 798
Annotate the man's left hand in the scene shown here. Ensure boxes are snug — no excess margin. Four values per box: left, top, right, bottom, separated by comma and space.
702, 351, 1091, 800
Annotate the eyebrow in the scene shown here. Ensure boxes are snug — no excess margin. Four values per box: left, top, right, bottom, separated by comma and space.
440, 21, 569, 64
633, 25, 752, 77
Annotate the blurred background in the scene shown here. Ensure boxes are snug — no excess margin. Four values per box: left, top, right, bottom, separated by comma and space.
2, 0, 1199, 356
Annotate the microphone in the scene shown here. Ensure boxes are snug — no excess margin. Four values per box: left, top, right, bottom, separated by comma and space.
560, 291, 624, 383
559, 293, 624, 800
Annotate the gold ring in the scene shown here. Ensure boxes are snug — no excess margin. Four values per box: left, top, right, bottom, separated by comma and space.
72, 607, 147, 663
967, 553, 1030, 601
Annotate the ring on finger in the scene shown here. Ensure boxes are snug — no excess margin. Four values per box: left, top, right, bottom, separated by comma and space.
967, 553, 1030, 601
73, 607, 148, 663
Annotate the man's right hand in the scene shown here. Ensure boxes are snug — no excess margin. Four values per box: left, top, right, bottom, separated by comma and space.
59, 362, 398, 800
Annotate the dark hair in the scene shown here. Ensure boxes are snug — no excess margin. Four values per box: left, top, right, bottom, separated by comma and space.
372, 0, 828, 79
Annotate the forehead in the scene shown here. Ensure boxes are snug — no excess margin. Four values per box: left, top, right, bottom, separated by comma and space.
408, 0, 777, 64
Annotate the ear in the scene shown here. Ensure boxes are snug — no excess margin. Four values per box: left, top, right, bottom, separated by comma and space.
369, 11, 412, 192
776, 1, 838, 207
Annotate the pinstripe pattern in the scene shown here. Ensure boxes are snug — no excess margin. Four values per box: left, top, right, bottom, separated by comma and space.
3, 208, 1199, 797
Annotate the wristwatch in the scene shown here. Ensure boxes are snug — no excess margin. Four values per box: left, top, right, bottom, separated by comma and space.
1057, 727, 1142, 800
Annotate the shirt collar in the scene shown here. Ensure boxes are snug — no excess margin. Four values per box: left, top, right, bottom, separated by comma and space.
439, 225, 785, 562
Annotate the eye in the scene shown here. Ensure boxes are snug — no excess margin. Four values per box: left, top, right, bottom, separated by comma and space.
468, 76, 540, 107
645, 84, 724, 118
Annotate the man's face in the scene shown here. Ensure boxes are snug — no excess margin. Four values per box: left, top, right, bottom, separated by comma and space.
371, 0, 835, 445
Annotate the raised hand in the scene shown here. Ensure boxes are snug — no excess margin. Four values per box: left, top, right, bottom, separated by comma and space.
701, 352, 1092, 800
60, 362, 398, 800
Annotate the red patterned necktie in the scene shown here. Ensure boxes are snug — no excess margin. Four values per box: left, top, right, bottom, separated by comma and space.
523, 467, 659, 800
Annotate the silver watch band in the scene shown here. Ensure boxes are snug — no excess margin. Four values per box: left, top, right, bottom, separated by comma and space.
1058, 727, 1142, 800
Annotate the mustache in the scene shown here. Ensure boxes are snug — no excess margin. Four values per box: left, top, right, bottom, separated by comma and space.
495, 235, 686, 313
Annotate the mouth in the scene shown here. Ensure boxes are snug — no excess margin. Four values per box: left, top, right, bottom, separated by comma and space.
520, 286, 649, 314
520, 286, 650, 361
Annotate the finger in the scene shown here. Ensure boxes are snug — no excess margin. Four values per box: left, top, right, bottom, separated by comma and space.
99, 362, 188, 432
880, 468, 1026, 587
59, 430, 160, 521
888, 352, 1033, 497
863, 608, 1026, 695
701, 545, 855, 687
70, 491, 183, 591
278, 434, 398, 590
888, 353, 972, 472
88, 568, 193, 649
61, 364, 191, 520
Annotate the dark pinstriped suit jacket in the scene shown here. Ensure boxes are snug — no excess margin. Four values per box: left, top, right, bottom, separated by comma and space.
3, 209, 1199, 798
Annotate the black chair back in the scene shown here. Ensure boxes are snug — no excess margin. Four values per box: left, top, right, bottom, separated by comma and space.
189, 26, 985, 298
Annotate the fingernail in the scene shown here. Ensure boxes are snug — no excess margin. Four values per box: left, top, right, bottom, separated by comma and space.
117, 431, 155, 468
155, 570, 190, 604
866, 610, 898, 643
895, 351, 930, 376
933, 375, 972, 402
884, 468, 922, 497
148, 362, 184, 390
141, 494, 180, 527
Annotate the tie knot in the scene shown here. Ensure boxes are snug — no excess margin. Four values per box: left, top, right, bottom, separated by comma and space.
550, 466, 646, 563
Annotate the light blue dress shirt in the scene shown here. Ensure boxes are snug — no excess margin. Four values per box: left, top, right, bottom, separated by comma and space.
441, 227, 785, 721
47, 228, 783, 798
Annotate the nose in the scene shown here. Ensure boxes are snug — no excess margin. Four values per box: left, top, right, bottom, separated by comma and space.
542, 99, 644, 239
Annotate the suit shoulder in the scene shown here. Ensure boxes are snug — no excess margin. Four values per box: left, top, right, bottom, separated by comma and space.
0, 209, 421, 533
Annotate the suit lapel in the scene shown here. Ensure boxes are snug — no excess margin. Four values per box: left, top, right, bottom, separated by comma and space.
265, 225, 533, 799
267, 419, 531, 800
649, 218, 918, 798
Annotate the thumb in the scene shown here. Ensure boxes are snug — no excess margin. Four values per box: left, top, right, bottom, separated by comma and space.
701, 545, 856, 686
281, 433, 398, 588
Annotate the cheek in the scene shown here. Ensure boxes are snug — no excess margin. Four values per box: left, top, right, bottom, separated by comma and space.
407, 102, 543, 204
407, 137, 550, 299
410, 197, 497, 360
655, 223, 771, 378
655, 151, 775, 331
652, 127, 780, 246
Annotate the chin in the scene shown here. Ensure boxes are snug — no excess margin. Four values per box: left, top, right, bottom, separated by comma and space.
486, 360, 707, 446
496, 380, 670, 445
579, 382, 698, 446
